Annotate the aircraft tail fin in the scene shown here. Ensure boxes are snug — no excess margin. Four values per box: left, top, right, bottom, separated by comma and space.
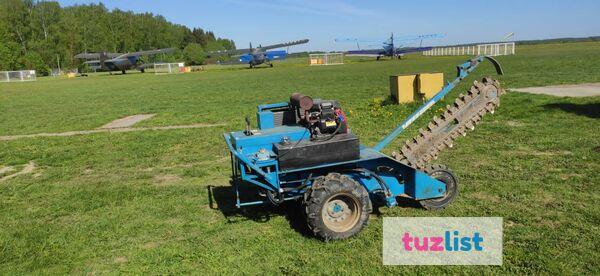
100, 52, 108, 68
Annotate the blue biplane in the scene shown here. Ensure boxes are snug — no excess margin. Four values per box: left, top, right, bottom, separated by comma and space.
209, 39, 309, 68
337, 33, 443, 60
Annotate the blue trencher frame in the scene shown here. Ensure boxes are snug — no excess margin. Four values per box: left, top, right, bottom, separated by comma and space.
224, 56, 503, 208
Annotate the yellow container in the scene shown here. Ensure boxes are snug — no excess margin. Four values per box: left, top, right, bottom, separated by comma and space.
418, 72, 444, 100
390, 74, 418, 103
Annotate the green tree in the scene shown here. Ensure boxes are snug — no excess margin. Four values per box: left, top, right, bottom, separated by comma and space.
0, 0, 235, 72
183, 43, 205, 65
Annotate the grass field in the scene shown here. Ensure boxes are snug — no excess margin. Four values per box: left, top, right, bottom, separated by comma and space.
1, 42, 599, 274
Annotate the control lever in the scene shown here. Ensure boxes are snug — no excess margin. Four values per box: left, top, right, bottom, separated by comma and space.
244, 116, 253, 136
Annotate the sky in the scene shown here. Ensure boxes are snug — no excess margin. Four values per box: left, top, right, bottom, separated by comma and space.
57, 0, 600, 52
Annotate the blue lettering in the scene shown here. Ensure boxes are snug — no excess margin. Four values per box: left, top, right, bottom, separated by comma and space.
453, 231, 459, 250
473, 232, 484, 251
445, 231, 452, 251
460, 237, 472, 251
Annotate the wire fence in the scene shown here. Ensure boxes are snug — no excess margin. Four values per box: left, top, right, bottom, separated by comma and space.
154, 62, 187, 74
423, 42, 515, 57
0, 70, 37, 82
309, 53, 344, 66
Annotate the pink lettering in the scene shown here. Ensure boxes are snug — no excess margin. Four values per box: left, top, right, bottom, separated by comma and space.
430, 237, 444, 251
402, 232, 413, 251
413, 237, 429, 251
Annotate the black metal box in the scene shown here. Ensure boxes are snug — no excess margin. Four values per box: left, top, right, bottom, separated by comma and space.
274, 133, 360, 170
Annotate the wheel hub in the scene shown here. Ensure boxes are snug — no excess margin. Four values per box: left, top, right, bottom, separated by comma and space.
321, 194, 361, 232
326, 200, 350, 222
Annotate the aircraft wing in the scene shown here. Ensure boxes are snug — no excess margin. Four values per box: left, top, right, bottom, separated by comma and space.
395, 46, 433, 54
74, 53, 121, 59
207, 48, 248, 56
345, 49, 385, 57
116, 48, 176, 59
207, 39, 309, 56
260, 39, 309, 51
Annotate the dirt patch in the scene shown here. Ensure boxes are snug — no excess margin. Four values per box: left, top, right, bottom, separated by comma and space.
469, 192, 500, 203
113, 256, 128, 264
0, 166, 15, 175
505, 120, 526, 127
0, 161, 35, 182
153, 174, 182, 185
512, 83, 600, 97
100, 114, 155, 129
560, 173, 584, 180
82, 168, 94, 174
0, 123, 225, 141
510, 146, 572, 157
142, 242, 160, 249
529, 150, 572, 156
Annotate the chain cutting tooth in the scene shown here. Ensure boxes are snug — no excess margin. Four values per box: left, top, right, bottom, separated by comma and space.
393, 77, 504, 169
427, 122, 436, 130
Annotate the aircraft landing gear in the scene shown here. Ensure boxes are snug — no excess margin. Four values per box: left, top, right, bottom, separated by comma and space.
141, 68, 145, 73
269, 63, 273, 68
122, 70, 126, 74
376, 56, 381, 61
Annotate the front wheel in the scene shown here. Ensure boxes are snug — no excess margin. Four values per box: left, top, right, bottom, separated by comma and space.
419, 165, 458, 210
303, 173, 372, 241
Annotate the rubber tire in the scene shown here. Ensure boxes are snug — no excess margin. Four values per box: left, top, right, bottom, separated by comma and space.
269, 63, 273, 67
303, 173, 372, 241
419, 165, 458, 210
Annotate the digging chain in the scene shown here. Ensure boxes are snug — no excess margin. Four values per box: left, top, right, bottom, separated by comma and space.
392, 77, 506, 172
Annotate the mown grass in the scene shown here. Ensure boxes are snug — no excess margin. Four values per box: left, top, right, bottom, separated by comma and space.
0, 42, 599, 274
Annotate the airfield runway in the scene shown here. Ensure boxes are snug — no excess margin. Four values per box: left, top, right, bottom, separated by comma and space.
513, 83, 600, 97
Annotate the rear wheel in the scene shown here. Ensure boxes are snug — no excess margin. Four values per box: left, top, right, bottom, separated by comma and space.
303, 173, 372, 241
419, 165, 458, 210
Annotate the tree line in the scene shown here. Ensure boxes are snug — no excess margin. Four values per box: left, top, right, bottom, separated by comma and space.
0, 0, 236, 74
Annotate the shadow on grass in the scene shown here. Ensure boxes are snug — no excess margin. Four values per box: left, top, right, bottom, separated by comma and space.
380, 95, 398, 107
542, 102, 600, 118
207, 183, 426, 238
207, 184, 313, 237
